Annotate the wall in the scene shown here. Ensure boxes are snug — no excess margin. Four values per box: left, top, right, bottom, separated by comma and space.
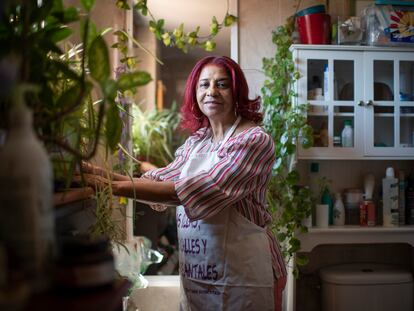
133, 15, 159, 111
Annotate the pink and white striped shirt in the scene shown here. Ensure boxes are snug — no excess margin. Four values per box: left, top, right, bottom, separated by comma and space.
143, 126, 287, 279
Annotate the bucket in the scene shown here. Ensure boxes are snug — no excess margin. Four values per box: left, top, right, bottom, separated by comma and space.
296, 4, 325, 17
297, 13, 331, 44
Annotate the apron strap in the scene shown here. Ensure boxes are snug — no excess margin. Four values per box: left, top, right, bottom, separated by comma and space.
222, 116, 242, 145
191, 116, 242, 155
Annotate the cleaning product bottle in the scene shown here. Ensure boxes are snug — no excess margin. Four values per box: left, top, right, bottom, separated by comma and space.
398, 170, 406, 225
382, 167, 399, 227
406, 174, 414, 225
363, 173, 376, 227
0, 86, 55, 292
309, 162, 320, 226
321, 188, 334, 225
333, 193, 345, 226
324, 63, 329, 101
341, 120, 354, 147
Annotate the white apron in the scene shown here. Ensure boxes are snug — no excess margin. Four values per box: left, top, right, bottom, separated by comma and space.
177, 116, 275, 311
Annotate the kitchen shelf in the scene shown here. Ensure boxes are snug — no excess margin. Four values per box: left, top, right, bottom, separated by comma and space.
54, 187, 94, 207
26, 278, 131, 311
298, 225, 414, 252
334, 113, 354, 117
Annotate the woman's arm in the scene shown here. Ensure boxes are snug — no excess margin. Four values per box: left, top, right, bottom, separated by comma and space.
113, 179, 179, 205
80, 173, 180, 205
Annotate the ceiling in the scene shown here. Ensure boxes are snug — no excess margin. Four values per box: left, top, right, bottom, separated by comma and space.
134, 0, 231, 59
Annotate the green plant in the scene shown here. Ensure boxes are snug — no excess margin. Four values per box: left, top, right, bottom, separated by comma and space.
317, 176, 332, 201
0, 0, 151, 175
261, 16, 314, 277
116, 0, 237, 53
132, 102, 183, 168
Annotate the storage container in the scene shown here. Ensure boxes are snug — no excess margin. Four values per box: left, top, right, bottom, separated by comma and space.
364, 4, 414, 46
320, 263, 413, 311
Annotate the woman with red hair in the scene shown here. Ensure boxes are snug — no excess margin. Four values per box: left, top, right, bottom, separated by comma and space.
83, 56, 286, 311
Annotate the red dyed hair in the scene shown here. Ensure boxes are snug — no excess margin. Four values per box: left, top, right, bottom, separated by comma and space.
180, 56, 262, 133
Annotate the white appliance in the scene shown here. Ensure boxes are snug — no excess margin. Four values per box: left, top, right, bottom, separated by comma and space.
320, 263, 413, 311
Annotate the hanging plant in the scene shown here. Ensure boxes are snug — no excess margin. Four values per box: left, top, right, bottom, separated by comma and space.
117, 0, 237, 53
261, 16, 314, 277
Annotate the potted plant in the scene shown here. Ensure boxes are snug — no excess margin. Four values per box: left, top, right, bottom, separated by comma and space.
261, 16, 314, 276
131, 101, 184, 170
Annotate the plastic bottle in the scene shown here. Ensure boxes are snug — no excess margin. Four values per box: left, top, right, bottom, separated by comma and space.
333, 193, 345, 226
309, 162, 320, 226
0, 88, 55, 292
398, 170, 406, 225
382, 167, 399, 227
341, 120, 354, 147
406, 175, 414, 225
321, 188, 334, 225
323, 64, 329, 101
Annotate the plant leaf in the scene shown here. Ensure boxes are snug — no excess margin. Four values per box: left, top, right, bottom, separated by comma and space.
106, 103, 122, 152
88, 35, 110, 83
103, 79, 118, 102
56, 81, 93, 110
296, 255, 309, 266
224, 14, 237, 26
81, 0, 95, 12
117, 71, 152, 91
48, 26, 72, 43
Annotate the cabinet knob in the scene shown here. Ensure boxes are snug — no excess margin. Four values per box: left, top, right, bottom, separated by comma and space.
358, 100, 374, 107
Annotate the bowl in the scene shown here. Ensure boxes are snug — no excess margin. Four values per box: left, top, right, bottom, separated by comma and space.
296, 4, 326, 17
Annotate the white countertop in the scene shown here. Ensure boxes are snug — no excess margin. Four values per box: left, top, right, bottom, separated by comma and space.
297, 225, 414, 252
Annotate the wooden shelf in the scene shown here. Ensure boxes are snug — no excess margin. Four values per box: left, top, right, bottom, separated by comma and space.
53, 187, 97, 236
26, 278, 131, 311
54, 187, 95, 207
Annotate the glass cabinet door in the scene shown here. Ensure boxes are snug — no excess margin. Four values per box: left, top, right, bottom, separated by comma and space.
399, 61, 414, 150
364, 52, 414, 157
297, 50, 363, 158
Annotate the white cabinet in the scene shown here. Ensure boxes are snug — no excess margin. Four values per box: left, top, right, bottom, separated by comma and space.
292, 45, 414, 159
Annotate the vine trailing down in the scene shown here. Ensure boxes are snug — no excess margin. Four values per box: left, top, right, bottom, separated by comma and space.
261, 16, 314, 276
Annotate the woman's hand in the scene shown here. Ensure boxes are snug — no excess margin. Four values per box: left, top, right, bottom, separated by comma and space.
74, 173, 112, 191
81, 161, 105, 176
81, 161, 131, 181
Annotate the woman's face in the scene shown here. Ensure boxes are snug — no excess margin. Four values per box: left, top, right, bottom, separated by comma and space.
196, 64, 235, 123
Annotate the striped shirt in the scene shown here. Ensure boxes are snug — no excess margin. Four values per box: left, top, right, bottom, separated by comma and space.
143, 126, 287, 279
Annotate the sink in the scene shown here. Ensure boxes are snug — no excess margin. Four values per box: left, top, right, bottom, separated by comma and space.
129, 275, 180, 311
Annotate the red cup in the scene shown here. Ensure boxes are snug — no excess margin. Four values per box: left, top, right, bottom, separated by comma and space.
297, 13, 331, 44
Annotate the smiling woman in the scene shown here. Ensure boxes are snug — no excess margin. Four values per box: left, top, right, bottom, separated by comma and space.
82, 56, 287, 310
